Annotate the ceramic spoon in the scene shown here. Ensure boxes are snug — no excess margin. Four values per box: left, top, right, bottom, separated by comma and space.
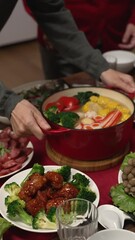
98, 204, 133, 229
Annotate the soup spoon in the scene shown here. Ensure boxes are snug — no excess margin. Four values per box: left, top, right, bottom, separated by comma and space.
98, 204, 133, 229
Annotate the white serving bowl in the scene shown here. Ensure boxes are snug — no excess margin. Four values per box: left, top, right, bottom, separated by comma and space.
103, 50, 135, 73
88, 229, 135, 240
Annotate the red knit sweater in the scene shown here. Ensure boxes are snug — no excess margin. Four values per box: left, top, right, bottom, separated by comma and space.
64, 0, 135, 52
23, 0, 135, 52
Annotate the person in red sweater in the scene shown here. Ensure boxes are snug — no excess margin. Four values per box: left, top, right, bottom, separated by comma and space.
64, 1, 135, 52
23, 0, 135, 78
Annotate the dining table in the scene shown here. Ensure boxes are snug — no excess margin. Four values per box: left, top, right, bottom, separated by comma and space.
0, 71, 135, 239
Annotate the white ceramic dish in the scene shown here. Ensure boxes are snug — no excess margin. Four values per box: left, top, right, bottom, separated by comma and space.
0, 165, 100, 233
103, 50, 135, 73
88, 229, 135, 240
98, 204, 132, 229
12, 80, 46, 93
0, 141, 34, 179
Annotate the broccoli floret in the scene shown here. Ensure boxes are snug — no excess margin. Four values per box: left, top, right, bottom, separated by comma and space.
56, 165, 71, 182
70, 173, 90, 190
5, 195, 25, 207
59, 111, 79, 129
0, 217, 12, 239
43, 106, 60, 124
46, 207, 56, 223
7, 200, 33, 225
32, 209, 56, 229
46, 111, 60, 124
4, 182, 21, 196
21, 163, 44, 186
45, 105, 58, 114
77, 187, 96, 202
44, 105, 79, 129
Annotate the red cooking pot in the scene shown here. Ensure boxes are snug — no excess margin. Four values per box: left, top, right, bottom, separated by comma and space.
42, 87, 135, 161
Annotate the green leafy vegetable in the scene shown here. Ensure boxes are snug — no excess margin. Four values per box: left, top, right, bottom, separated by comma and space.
55, 165, 71, 182
4, 182, 21, 196
46, 207, 56, 223
77, 187, 96, 202
59, 111, 79, 129
70, 173, 90, 190
75, 91, 99, 105
0, 217, 12, 239
44, 108, 79, 129
21, 163, 44, 186
7, 200, 33, 225
32, 209, 56, 229
110, 183, 135, 213
0, 144, 10, 156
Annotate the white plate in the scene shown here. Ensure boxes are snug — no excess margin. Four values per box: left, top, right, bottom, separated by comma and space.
12, 80, 46, 93
118, 169, 123, 183
0, 165, 100, 233
0, 80, 46, 125
0, 141, 34, 179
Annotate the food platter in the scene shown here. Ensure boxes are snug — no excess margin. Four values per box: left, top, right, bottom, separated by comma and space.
0, 165, 100, 233
0, 80, 48, 125
0, 141, 34, 179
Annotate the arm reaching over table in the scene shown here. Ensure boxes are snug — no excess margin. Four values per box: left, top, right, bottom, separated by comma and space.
100, 69, 135, 93
0, 81, 51, 140
10, 99, 51, 140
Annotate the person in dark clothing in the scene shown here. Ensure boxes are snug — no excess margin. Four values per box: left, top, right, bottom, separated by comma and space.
0, 0, 135, 140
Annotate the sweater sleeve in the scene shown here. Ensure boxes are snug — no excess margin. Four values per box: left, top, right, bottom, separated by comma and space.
27, 0, 109, 80
128, 2, 135, 25
0, 81, 23, 119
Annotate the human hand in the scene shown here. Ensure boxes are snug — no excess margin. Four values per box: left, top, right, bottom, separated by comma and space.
118, 23, 135, 49
10, 99, 51, 140
100, 69, 135, 93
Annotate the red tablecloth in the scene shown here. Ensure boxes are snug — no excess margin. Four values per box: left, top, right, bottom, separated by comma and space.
2, 127, 135, 240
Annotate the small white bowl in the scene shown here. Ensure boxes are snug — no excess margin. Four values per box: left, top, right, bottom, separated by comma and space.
103, 50, 135, 73
88, 229, 135, 240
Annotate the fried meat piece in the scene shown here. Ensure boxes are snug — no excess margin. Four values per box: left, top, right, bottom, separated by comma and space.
25, 190, 47, 216
53, 183, 79, 199
45, 171, 63, 189
18, 173, 47, 202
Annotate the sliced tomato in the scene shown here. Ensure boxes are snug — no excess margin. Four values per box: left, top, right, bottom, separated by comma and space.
59, 96, 79, 106
45, 96, 80, 112
58, 96, 80, 111
64, 104, 80, 111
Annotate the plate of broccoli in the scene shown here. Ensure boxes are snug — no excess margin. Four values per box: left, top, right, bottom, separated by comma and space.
0, 164, 99, 233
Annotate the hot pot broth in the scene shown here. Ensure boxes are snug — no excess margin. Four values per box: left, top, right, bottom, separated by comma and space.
43, 88, 133, 130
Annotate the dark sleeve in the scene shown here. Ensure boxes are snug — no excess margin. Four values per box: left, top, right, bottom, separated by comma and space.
0, 0, 18, 30
0, 81, 23, 118
27, 0, 109, 80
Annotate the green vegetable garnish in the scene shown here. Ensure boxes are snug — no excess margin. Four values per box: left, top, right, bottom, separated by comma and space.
0, 217, 12, 239
110, 183, 135, 213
